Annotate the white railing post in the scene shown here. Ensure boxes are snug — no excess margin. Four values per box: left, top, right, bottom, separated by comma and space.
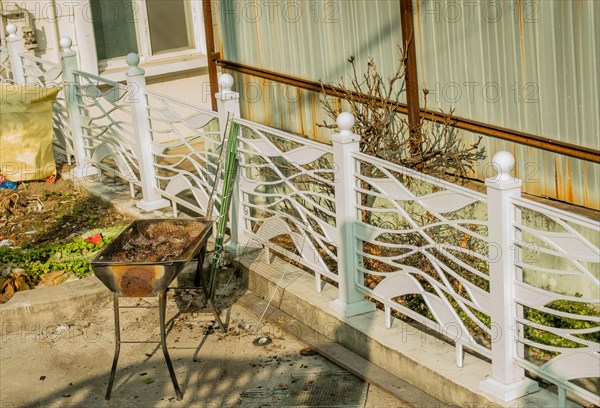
6, 24, 25, 84
60, 37, 97, 178
480, 151, 539, 401
215, 74, 248, 253
125, 53, 170, 212
329, 112, 376, 317
216, 73, 240, 130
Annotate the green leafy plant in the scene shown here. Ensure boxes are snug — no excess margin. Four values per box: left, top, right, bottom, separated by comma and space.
0, 227, 125, 281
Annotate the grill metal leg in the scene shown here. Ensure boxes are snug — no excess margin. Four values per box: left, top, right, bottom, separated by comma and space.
194, 246, 207, 288
106, 292, 183, 400
106, 293, 121, 400
159, 291, 183, 400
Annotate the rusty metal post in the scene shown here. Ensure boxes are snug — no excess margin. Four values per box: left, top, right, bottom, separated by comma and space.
399, 0, 422, 161
203, 0, 219, 111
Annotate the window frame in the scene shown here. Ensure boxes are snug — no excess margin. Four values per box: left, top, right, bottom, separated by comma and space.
78, 0, 206, 77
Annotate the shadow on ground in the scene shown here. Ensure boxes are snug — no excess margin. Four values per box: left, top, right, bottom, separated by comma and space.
1, 256, 387, 408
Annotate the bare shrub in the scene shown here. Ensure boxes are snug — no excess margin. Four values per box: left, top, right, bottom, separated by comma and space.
319, 45, 486, 182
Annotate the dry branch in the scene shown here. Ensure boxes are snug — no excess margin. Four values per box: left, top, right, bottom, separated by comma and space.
319, 45, 486, 183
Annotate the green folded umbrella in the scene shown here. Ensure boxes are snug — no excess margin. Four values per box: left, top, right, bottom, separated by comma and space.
206, 115, 239, 299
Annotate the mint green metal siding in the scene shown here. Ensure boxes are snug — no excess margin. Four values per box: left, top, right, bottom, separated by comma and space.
217, 0, 599, 209
413, 0, 599, 208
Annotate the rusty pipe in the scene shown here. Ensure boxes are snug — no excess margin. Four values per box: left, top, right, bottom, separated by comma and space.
216, 59, 599, 164
203, 0, 219, 111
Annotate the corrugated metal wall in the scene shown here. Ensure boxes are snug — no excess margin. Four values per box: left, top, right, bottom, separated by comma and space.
216, 0, 599, 210
413, 0, 599, 208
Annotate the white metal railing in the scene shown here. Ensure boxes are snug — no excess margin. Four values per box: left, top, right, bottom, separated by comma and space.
145, 89, 222, 216
2, 25, 598, 408
19, 52, 62, 86
19, 51, 74, 163
511, 195, 600, 406
351, 150, 491, 362
236, 117, 338, 290
72, 69, 140, 192
0, 45, 12, 82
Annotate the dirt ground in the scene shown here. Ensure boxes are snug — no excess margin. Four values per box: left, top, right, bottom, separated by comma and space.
0, 177, 132, 248
0, 268, 403, 408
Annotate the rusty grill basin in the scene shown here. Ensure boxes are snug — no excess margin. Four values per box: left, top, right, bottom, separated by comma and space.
91, 219, 213, 297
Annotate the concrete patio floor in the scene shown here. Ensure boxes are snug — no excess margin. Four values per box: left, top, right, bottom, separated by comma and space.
0, 266, 405, 408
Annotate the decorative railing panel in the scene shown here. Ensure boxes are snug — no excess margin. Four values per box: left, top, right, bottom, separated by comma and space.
72, 70, 140, 188
511, 196, 599, 405
236, 118, 338, 284
18, 53, 74, 161
352, 152, 491, 358
0, 46, 11, 81
144, 90, 222, 216
19, 53, 62, 86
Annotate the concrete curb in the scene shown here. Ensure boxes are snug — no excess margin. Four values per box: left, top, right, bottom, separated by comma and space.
236, 250, 577, 408
1, 276, 111, 334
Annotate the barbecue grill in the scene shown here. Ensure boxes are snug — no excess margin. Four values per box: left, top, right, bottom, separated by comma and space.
91, 218, 226, 400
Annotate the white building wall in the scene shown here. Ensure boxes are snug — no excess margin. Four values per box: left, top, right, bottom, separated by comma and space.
1, 0, 212, 111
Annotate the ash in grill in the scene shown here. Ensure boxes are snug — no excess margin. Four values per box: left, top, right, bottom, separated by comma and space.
97, 219, 207, 263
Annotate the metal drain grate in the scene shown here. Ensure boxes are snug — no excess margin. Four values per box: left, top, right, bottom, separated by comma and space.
239, 370, 368, 407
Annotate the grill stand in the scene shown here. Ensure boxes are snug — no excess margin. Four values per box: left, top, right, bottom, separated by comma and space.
105, 250, 226, 401
159, 291, 183, 400
106, 293, 120, 400
105, 291, 182, 400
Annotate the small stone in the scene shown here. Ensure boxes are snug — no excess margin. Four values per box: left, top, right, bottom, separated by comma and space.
54, 324, 69, 336
299, 348, 318, 356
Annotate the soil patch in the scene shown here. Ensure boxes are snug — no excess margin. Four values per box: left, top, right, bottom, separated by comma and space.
0, 175, 133, 302
0, 177, 132, 247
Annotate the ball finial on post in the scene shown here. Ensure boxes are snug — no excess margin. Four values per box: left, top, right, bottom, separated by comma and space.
59, 37, 73, 52
6, 24, 18, 39
126, 53, 141, 68
218, 73, 234, 93
126, 53, 144, 76
336, 112, 355, 135
491, 151, 515, 182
